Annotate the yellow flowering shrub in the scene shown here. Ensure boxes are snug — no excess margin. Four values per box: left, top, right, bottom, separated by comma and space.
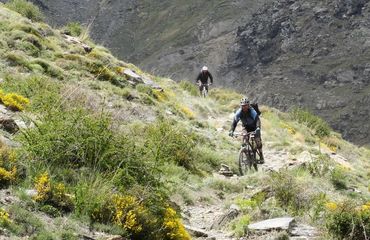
34, 172, 51, 202
115, 66, 125, 74
326, 202, 370, 239
0, 208, 11, 225
0, 146, 18, 188
112, 195, 145, 234
163, 207, 191, 240
153, 89, 170, 102
0, 92, 30, 111
177, 105, 195, 119
325, 202, 338, 211
280, 122, 296, 135
33, 172, 74, 212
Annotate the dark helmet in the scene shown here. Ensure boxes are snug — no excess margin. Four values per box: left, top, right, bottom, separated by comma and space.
240, 98, 250, 106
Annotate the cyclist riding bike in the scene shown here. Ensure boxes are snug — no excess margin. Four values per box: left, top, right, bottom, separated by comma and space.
229, 98, 264, 163
196, 66, 213, 96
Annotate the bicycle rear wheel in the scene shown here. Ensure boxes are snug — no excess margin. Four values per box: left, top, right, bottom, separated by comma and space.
252, 150, 258, 171
239, 147, 253, 175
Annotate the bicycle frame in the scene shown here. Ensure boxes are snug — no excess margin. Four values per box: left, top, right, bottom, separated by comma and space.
197, 82, 209, 98
234, 130, 258, 175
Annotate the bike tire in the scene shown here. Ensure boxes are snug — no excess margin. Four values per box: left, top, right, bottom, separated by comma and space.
252, 150, 258, 171
238, 147, 253, 175
202, 89, 207, 98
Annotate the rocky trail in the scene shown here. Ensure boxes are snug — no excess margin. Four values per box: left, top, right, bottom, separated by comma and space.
180, 113, 347, 239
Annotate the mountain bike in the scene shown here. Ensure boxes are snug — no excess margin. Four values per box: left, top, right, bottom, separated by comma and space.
234, 130, 262, 175
197, 82, 210, 98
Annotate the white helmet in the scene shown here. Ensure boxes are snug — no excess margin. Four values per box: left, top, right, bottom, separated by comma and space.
240, 98, 250, 106
202, 66, 208, 71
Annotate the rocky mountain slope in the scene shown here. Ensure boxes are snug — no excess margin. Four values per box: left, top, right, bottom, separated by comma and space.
0, 2, 370, 239
24, 0, 370, 145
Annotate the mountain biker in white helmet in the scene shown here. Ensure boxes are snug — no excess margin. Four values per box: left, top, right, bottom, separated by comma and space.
196, 66, 213, 95
229, 98, 264, 163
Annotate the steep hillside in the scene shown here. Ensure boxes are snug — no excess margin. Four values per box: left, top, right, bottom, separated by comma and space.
0, 2, 370, 240
24, 0, 370, 145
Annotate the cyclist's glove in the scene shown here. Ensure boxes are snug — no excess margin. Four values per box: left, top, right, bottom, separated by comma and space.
228, 131, 234, 137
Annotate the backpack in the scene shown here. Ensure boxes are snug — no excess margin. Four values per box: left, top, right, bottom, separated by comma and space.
250, 103, 261, 116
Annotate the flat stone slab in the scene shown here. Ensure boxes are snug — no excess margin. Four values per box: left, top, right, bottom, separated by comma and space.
184, 225, 208, 237
248, 217, 295, 231
291, 224, 319, 238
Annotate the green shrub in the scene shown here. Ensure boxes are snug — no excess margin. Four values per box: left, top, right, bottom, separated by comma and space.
33, 172, 74, 213
86, 61, 125, 86
5, 51, 32, 69
145, 120, 197, 170
2, 74, 61, 111
5, 0, 44, 22
230, 215, 250, 237
136, 83, 153, 95
305, 154, 331, 177
31, 59, 63, 78
326, 202, 370, 240
330, 166, 348, 190
6, 205, 45, 235
290, 108, 331, 138
64, 22, 83, 37
270, 171, 316, 215
21, 108, 114, 170
39, 205, 61, 217
179, 80, 198, 96
20, 108, 159, 188
193, 146, 222, 173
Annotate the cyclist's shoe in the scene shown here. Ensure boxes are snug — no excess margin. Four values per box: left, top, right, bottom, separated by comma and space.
258, 155, 264, 164
228, 131, 234, 137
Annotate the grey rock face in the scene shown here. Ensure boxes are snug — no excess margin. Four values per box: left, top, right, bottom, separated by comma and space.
222, 0, 370, 145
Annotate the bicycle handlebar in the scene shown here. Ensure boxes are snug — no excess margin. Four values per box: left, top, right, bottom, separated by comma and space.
195, 82, 211, 86
233, 130, 256, 137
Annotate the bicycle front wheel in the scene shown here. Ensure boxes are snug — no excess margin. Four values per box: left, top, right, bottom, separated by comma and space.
239, 148, 253, 176
202, 89, 207, 98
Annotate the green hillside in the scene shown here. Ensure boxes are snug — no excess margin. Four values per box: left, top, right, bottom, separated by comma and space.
0, 2, 370, 240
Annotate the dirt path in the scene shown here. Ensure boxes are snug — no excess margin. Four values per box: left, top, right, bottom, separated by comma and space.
183, 147, 292, 240
182, 113, 294, 240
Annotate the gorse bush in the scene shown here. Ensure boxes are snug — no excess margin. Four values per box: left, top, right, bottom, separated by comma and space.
1, 74, 61, 111
90, 193, 190, 239
33, 172, 74, 213
162, 207, 191, 240
290, 108, 331, 137
326, 201, 370, 240
5, 0, 44, 21
0, 91, 30, 111
0, 146, 18, 188
0, 208, 11, 226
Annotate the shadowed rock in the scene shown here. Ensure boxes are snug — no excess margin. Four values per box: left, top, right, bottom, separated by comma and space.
0, 118, 19, 134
